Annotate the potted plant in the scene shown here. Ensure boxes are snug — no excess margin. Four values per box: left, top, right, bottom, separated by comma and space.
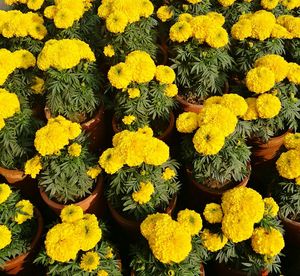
108, 50, 178, 142
201, 186, 285, 275
0, 184, 43, 275
274, 133, 300, 246
99, 129, 180, 233
24, 115, 104, 215
35, 204, 122, 275
176, 93, 251, 209
130, 209, 207, 275
97, 0, 158, 65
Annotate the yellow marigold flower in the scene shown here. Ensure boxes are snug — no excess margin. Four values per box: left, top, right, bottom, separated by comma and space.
105, 246, 113, 259
97, 270, 108, 276
99, 148, 124, 174
54, 9, 75, 29
0, 117, 5, 130
162, 168, 176, 180
169, 21, 192, 43
256, 94, 281, 119
122, 115, 136, 125
106, 11, 128, 33
80, 251, 100, 272
220, 94, 248, 117
207, 12, 225, 26
45, 223, 81, 262
0, 89, 20, 119
44, 5, 57, 19
164, 84, 178, 97
284, 17, 300, 38
137, 126, 153, 136
204, 96, 223, 106
176, 112, 198, 133
287, 63, 300, 85
144, 139, 169, 166
276, 150, 300, 179
201, 229, 228, 252
0, 183, 12, 205
284, 133, 300, 150
264, 197, 279, 217
97, 3, 111, 19
157, 5, 173, 22
178, 13, 193, 23
205, 27, 229, 48
254, 55, 289, 82
155, 65, 175, 84
186, 0, 202, 3
246, 67, 275, 94
271, 24, 293, 39
251, 227, 284, 256
217, 0, 235, 7
24, 155, 42, 179
242, 98, 259, 120
0, 225, 11, 250
31, 76, 44, 94
60, 205, 84, 223
14, 49, 36, 69
68, 143, 82, 157
139, 0, 154, 18
261, 0, 279, 10
125, 51, 156, 83
132, 181, 155, 204
103, 44, 115, 57
108, 62, 132, 89
177, 209, 202, 236
87, 166, 102, 179
14, 200, 34, 224
251, 10, 276, 41
281, 0, 300, 9
203, 203, 223, 223
127, 88, 140, 99
191, 15, 212, 42
193, 125, 225, 155
231, 19, 252, 40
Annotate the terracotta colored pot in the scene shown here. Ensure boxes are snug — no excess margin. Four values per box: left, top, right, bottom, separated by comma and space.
176, 95, 203, 113
0, 166, 26, 184
112, 112, 175, 144
214, 262, 268, 276
248, 131, 290, 165
2, 208, 44, 275
44, 105, 107, 153
281, 216, 300, 247
186, 167, 250, 211
108, 195, 177, 236
131, 263, 205, 276
39, 175, 105, 217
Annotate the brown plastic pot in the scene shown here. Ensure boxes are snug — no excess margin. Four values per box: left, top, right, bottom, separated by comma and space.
2, 208, 44, 275
214, 262, 268, 276
176, 95, 203, 113
112, 112, 175, 144
281, 216, 300, 247
108, 195, 177, 236
39, 175, 105, 217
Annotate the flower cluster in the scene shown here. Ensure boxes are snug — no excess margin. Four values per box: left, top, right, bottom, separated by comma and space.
0, 10, 47, 40
0, 48, 36, 85
99, 129, 169, 174
98, 0, 154, 33
33, 116, 81, 156
232, 11, 300, 41
218, 0, 300, 9
0, 89, 20, 131
176, 94, 247, 155
169, 12, 229, 48
140, 210, 202, 264
4, 0, 44, 10
44, 0, 92, 29
37, 39, 96, 70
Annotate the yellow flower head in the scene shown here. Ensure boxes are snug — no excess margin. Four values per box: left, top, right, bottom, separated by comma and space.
132, 181, 155, 204
80, 251, 100, 272
25, 155, 42, 179
261, 0, 279, 10
0, 183, 12, 205
242, 98, 259, 121
162, 168, 176, 180
164, 84, 178, 97
60, 205, 84, 223
231, 19, 252, 40
178, 13, 193, 23
155, 65, 176, 84
127, 88, 141, 99
191, 15, 212, 42
105, 246, 114, 259
68, 143, 82, 157
205, 26, 229, 48
251, 227, 284, 256
97, 270, 109, 276
157, 6, 173, 22
256, 93, 281, 119
246, 67, 276, 94
108, 62, 132, 89
137, 126, 153, 136
207, 12, 225, 26
169, 21, 192, 43
201, 229, 228, 252
287, 63, 300, 85
0, 89, 20, 119
14, 199, 34, 224
263, 197, 279, 217
186, 0, 202, 3
220, 94, 248, 117
271, 24, 293, 39
31, 76, 44, 94
0, 225, 12, 250
217, 0, 235, 7
276, 150, 300, 179
98, 148, 124, 174
203, 203, 223, 224
176, 112, 199, 133
122, 115, 136, 125
103, 44, 115, 57
281, 0, 300, 9
106, 11, 128, 33
192, 125, 225, 155
87, 166, 102, 179
177, 209, 203, 236
284, 133, 300, 150
251, 10, 276, 41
